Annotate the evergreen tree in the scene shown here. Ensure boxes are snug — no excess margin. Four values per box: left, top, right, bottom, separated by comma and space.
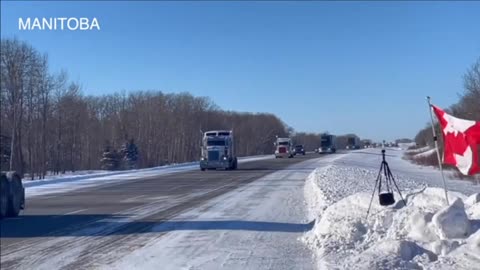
100, 143, 121, 170
121, 139, 139, 170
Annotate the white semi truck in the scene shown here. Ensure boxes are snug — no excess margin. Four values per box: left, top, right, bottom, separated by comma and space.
0, 171, 25, 219
274, 137, 294, 158
200, 130, 238, 171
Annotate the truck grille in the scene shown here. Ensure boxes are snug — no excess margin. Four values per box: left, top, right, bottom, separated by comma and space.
279, 147, 286, 153
208, 151, 220, 161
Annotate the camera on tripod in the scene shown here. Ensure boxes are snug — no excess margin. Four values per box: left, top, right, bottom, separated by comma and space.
366, 147, 406, 219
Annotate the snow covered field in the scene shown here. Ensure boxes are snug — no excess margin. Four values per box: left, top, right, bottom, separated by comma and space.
303, 148, 480, 269
24, 155, 274, 198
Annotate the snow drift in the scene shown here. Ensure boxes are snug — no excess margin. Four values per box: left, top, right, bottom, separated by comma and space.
304, 167, 480, 269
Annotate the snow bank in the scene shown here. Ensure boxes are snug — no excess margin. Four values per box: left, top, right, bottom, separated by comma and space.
405, 146, 431, 154
304, 165, 480, 269
413, 148, 436, 158
398, 142, 417, 150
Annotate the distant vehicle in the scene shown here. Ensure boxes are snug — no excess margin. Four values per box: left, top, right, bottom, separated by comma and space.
200, 130, 238, 171
346, 136, 360, 150
318, 134, 337, 153
362, 139, 372, 148
293, 145, 305, 155
0, 171, 25, 219
275, 137, 294, 158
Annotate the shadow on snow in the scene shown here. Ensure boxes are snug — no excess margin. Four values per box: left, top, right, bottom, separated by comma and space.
1, 214, 315, 238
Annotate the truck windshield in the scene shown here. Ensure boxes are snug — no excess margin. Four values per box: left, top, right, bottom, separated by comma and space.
321, 137, 331, 147
278, 142, 289, 145
207, 140, 226, 146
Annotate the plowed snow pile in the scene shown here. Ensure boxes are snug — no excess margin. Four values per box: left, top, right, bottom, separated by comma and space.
304, 150, 480, 270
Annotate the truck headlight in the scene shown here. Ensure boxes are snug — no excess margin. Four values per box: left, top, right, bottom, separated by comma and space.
200, 157, 205, 161
223, 156, 227, 160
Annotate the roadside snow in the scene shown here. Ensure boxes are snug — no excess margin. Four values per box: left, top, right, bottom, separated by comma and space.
405, 146, 431, 154
397, 142, 416, 150
303, 148, 480, 270
25, 155, 273, 198
413, 148, 436, 158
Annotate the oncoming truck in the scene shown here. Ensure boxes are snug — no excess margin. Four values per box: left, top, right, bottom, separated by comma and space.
346, 136, 361, 149
274, 137, 294, 158
200, 130, 238, 171
0, 171, 25, 219
318, 134, 337, 153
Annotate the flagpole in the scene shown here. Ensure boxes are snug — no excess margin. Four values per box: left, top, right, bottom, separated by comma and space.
426, 96, 450, 205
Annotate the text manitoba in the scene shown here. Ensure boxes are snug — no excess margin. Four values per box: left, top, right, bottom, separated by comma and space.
19, 17, 100, 31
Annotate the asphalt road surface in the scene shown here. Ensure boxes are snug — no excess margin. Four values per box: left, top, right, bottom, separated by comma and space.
0, 153, 323, 270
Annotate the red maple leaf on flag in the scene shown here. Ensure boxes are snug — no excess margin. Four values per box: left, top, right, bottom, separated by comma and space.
432, 105, 480, 175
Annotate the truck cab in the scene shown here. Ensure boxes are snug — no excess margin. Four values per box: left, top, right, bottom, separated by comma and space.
318, 134, 337, 153
200, 130, 238, 171
275, 137, 294, 158
294, 145, 305, 155
346, 136, 360, 149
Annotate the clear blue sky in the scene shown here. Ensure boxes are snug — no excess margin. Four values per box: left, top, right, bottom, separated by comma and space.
2, 1, 480, 142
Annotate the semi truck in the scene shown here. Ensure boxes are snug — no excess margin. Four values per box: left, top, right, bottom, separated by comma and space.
318, 134, 337, 153
362, 139, 373, 148
274, 137, 294, 158
346, 136, 361, 149
0, 171, 25, 219
200, 130, 238, 171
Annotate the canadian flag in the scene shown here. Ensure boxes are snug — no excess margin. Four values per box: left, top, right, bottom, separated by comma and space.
432, 105, 480, 175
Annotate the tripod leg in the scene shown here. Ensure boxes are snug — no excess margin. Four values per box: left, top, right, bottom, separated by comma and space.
366, 163, 383, 219
387, 165, 406, 207
383, 162, 390, 191
366, 177, 379, 219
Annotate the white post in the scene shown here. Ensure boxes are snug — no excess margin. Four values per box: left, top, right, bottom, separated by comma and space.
426, 96, 449, 205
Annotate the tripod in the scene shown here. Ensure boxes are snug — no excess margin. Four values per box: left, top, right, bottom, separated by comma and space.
366, 149, 406, 219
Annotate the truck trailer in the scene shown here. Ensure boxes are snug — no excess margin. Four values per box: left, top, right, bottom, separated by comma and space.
200, 130, 238, 171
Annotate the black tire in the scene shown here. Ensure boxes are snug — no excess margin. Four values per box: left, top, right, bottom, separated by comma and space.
233, 158, 238, 170
6, 172, 23, 217
0, 175, 9, 218
201, 168, 206, 171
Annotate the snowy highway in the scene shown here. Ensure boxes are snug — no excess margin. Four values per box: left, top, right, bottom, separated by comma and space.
0, 154, 326, 270
2, 148, 480, 270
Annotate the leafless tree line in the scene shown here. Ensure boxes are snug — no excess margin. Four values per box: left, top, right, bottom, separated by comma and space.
0, 38, 289, 179
413, 57, 480, 175
414, 57, 480, 147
